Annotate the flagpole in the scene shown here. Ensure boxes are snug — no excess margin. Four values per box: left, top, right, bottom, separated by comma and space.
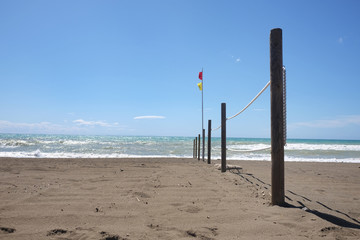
202, 68, 204, 131
202, 68, 204, 161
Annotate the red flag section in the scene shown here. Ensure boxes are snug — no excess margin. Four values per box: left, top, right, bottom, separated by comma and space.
198, 71, 203, 80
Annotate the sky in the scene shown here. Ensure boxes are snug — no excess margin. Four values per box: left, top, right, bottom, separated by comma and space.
1, 0, 360, 139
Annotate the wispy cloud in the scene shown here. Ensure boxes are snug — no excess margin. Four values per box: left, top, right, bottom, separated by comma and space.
0, 120, 72, 134
0, 120, 56, 129
0, 119, 126, 134
292, 115, 360, 128
134, 116, 166, 120
230, 55, 241, 63
338, 37, 344, 44
73, 119, 119, 127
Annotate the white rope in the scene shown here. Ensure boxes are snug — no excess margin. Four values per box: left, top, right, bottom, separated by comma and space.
226, 81, 271, 121
211, 80, 270, 131
283, 66, 287, 146
227, 146, 271, 152
212, 125, 221, 131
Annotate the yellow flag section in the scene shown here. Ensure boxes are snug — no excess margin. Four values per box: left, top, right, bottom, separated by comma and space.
197, 82, 202, 91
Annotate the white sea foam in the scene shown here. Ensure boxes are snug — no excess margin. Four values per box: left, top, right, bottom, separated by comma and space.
213, 154, 360, 163
285, 143, 360, 151
0, 151, 191, 159
1, 134, 359, 163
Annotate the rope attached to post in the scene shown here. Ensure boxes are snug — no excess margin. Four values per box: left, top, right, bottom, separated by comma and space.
283, 66, 287, 146
227, 81, 270, 120
227, 146, 271, 152
211, 80, 271, 131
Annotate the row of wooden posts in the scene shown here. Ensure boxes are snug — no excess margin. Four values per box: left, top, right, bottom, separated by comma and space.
192, 28, 285, 206
191, 103, 226, 174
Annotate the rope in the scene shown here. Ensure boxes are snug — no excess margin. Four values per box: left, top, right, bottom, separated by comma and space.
226, 81, 271, 120
283, 66, 287, 145
227, 146, 271, 152
211, 80, 270, 131
212, 125, 221, 131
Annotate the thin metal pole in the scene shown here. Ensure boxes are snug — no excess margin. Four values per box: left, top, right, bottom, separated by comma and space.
270, 28, 285, 206
208, 120, 211, 164
201, 68, 204, 160
221, 103, 226, 172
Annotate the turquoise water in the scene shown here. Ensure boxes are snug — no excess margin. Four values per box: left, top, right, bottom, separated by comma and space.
0, 134, 359, 163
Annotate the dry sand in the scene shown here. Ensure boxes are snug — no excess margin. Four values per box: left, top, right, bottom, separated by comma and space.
0, 157, 359, 239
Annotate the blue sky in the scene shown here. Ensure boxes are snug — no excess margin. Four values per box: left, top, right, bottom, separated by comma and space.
1, 0, 360, 139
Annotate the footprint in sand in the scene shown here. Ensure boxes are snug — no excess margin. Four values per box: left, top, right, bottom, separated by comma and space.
0, 227, 16, 234
47, 228, 68, 236
179, 205, 202, 213
100, 231, 122, 240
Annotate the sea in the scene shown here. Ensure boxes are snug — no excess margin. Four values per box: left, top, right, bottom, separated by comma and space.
0, 134, 359, 163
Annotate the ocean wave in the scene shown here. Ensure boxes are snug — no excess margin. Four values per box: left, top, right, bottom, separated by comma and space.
1, 150, 358, 163
0, 151, 192, 159
285, 143, 360, 151
0, 139, 35, 148
213, 154, 360, 163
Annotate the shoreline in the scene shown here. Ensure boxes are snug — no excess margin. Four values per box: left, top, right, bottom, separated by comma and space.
1, 157, 360, 164
1, 157, 359, 239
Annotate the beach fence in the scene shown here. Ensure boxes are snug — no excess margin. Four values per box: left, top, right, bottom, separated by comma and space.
192, 28, 286, 206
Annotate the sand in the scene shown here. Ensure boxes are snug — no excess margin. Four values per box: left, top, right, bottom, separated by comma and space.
0, 157, 359, 240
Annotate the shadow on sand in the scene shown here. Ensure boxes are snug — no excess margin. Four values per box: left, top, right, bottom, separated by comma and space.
228, 168, 360, 230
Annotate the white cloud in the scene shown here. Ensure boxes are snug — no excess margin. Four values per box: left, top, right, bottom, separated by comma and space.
292, 115, 360, 128
0, 119, 126, 134
0, 120, 69, 134
0, 120, 56, 129
134, 116, 166, 120
229, 54, 241, 63
73, 119, 116, 127
338, 37, 344, 44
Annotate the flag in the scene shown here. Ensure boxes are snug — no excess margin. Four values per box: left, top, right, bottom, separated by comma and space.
197, 82, 202, 91
198, 71, 203, 80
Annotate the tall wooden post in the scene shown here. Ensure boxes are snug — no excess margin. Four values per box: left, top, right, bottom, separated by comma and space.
221, 103, 227, 172
208, 120, 211, 164
198, 134, 201, 161
193, 139, 195, 158
270, 28, 285, 206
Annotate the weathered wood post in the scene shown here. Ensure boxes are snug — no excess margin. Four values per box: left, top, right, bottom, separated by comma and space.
270, 28, 285, 206
195, 137, 197, 159
193, 139, 195, 158
221, 103, 226, 172
208, 120, 211, 164
202, 129, 205, 161
198, 134, 201, 161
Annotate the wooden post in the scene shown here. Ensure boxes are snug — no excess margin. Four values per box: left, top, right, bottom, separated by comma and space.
198, 134, 201, 161
193, 139, 195, 158
208, 120, 211, 164
202, 129, 205, 161
195, 137, 197, 159
270, 28, 285, 206
221, 103, 226, 172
